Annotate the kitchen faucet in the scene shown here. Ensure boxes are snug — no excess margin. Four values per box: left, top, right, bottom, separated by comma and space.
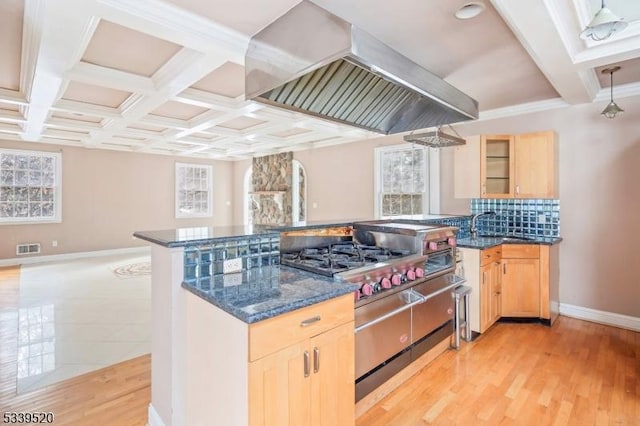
470, 211, 496, 238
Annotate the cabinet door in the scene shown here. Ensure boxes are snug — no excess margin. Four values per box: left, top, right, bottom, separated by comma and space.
249, 341, 312, 426
310, 322, 355, 426
489, 262, 502, 324
479, 264, 492, 332
480, 135, 515, 198
514, 131, 557, 198
454, 135, 481, 198
501, 259, 540, 317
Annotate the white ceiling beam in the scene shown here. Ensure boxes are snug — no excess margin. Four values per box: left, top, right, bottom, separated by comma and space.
0, 110, 26, 125
22, 0, 100, 140
491, 0, 599, 104
52, 99, 121, 119
66, 62, 156, 95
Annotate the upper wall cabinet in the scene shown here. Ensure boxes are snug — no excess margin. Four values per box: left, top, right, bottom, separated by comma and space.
454, 130, 558, 199
480, 134, 515, 198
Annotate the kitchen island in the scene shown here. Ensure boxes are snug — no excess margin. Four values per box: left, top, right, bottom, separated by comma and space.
133, 226, 358, 426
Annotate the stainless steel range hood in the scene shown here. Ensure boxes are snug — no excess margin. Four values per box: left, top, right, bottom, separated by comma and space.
245, 0, 478, 135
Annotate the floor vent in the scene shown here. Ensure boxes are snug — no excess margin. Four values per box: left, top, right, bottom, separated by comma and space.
16, 243, 41, 255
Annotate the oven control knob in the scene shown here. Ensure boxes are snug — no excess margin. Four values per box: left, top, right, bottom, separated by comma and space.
428, 241, 438, 251
406, 269, 416, 281
391, 274, 402, 286
380, 277, 392, 289
361, 283, 373, 297
415, 267, 425, 278
448, 237, 457, 247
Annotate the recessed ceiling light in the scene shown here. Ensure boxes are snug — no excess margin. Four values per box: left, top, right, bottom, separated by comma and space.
455, 2, 486, 20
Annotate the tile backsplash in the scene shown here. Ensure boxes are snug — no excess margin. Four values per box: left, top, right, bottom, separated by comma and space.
183, 235, 281, 287
470, 198, 560, 238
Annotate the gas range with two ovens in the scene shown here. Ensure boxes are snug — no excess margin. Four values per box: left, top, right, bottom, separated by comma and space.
280, 222, 465, 401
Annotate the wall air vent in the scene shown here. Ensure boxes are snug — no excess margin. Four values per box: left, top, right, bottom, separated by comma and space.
16, 243, 41, 255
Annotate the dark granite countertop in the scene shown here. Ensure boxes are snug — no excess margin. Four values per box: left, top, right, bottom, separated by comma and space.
133, 226, 280, 248
181, 265, 358, 324
457, 235, 563, 249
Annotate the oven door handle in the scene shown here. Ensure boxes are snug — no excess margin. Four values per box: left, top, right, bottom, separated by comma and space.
355, 290, 425, 333
412, 280, 465, 302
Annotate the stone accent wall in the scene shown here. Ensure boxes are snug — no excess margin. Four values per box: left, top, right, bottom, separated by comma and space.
251, 152, 293, 225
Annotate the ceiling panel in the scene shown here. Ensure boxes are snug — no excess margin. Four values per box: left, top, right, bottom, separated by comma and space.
595, 58, 640, 87
150, 101, 209, 120
61, 81, 132, 108
82, 20, 182, 77
0, 0, 24, 90
191, 62, 245, 98
164, 0, 299, 35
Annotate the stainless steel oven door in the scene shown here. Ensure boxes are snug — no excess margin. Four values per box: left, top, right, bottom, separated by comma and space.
411, 274, 456, 343
354, 291, 415, 379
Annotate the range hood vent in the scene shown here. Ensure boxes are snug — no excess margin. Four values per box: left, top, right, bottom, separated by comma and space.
245, 1, 478, 135
403, 127, 466, 148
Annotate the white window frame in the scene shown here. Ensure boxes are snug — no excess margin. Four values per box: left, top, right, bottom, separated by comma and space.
0, 148, 62, 224
175, 162, 213, 219
374, 144, 429, 219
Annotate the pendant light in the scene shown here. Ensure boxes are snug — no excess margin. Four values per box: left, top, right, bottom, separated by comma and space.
601, 66, 624, 119
580, 0, 628, 41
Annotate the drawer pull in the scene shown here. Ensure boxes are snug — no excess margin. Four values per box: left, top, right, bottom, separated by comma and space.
304, 351, 310, 377
300, 315, 321, 327
313, 347, 320, 373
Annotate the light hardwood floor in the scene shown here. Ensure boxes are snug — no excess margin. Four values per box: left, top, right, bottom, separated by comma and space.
1, 266, 638, 425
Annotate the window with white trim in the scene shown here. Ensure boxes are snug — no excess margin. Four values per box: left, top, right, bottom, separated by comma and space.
0, 148, 62, 224
175, 163, 213, 218
374, 144, 428, 218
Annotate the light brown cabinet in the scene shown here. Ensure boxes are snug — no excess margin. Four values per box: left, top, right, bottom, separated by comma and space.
462, 245, 501, 334
480, 260, 501, 331
500, 245, 540, 317
455, 130, 557, 199
248, 295, 355, 426
481, 131, 557, 199
480, 134, 515, 198
461, 242, 559, 334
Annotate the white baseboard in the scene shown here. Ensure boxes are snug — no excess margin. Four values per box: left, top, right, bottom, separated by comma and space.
559, 303, 640, 332
147, 404, 165, 426
0, 246, 150, 267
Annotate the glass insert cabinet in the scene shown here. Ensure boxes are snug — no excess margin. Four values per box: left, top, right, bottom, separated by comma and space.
480, 135, 515, 198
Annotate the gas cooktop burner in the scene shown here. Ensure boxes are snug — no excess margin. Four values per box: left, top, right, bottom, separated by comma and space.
281, 242, 411, 277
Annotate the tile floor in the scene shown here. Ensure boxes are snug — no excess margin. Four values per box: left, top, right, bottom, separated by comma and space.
8, 252, 151, 394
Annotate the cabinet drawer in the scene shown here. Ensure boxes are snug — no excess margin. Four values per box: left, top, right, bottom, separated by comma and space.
480, 246, 502, 266
502, 244, 539, 259
249, 294, 354, 361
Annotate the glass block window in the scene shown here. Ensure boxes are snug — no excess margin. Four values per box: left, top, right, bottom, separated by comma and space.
375, 144, 428, 218
175, 163, 213, 218
0, 148, 62, 224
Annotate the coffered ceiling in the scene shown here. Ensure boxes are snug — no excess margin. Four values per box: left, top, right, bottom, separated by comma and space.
0, 0, 639, 160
